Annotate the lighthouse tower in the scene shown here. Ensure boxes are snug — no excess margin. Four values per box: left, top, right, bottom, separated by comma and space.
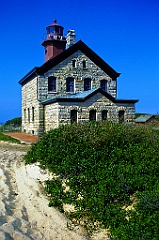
42, 19, 67, 62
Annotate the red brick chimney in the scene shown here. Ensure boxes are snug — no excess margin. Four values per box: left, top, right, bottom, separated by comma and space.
42, 20, 67, 62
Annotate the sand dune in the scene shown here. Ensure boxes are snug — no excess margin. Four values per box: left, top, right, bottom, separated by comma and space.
0, 142, 89, 240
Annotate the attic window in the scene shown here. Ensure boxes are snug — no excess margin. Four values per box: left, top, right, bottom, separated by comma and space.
83, 60, 86, 69
72, 59, 76, 68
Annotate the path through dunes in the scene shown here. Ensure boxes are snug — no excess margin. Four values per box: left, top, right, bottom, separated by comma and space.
0, 142, 88, 240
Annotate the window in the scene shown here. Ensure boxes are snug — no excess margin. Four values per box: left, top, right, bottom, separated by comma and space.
66, 77, 74, 92
45, 47, 47, 55
83, 60, 86, 69
48, 76, 56, 92
47, 28, 50, 34
119, 110, 124, 123
100, 80, 107, 92
24, 109, 26, 123
72, 59, 76, 68
50, 26, 56, 33
84, 78, 91, 91
102, 110, 108, 120
28, 108, 30, 123
89, 110, 96, 121
32, 107, 34, 122
70, 110, 77, 124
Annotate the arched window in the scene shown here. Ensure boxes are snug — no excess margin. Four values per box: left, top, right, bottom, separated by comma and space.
48, 76, 56, 92
102, 110, 108, 120
66, 77, 74, 92
119, 110, 124, 123
84, 78, 91, 91
89, 109, 96, 121
100, 80, 107, 92
70, 110, 77, 124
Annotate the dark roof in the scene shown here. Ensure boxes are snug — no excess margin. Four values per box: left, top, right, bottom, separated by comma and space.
135, 114, 154, 123
19, 40, 120, 85
42, 88, 138, 105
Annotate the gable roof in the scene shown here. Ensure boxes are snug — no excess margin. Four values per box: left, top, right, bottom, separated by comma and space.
42, 87, 138, 105
19, 40, 120, 86
135, 114, 154, 123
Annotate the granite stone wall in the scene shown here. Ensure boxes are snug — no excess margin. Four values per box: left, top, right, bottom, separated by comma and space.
44, 93, 135, 132
21, 51, 135, 136
21, 77, 44, 136
38, 51, 117, 100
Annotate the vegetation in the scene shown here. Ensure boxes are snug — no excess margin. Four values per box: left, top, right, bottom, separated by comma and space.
0, 132, 20, 143
5, 117, 22, 129
0, 117, 21, 132
24, 121, 159, 239
5, 117, 22, 127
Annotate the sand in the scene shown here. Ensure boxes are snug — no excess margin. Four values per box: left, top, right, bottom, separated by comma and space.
0, 141, 90, 240
0, 141, 110, 240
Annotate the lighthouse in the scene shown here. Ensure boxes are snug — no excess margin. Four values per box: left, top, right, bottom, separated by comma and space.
42, 19, 67, 62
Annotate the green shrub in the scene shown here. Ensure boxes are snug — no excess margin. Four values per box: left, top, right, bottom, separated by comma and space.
24, 121, 159, 239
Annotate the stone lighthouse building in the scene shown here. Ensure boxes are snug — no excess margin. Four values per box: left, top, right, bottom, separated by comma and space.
19, 20, 138, 136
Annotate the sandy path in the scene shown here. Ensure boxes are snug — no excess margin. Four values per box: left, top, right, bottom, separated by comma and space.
0, 142, 89, 240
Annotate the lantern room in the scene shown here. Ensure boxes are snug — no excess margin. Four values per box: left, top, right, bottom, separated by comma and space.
42, 19, 67, 62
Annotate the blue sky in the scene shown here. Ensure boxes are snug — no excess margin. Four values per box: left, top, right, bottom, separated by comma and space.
0, 0, 159, 123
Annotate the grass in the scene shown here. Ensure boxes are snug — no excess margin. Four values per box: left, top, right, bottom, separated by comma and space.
0, 132, 20, 143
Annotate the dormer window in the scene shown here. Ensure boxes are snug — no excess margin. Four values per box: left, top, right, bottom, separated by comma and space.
48, 76, 56, 92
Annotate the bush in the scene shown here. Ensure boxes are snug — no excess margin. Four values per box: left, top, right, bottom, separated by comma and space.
5, 117, 22, 127
24, 121, 159, 239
